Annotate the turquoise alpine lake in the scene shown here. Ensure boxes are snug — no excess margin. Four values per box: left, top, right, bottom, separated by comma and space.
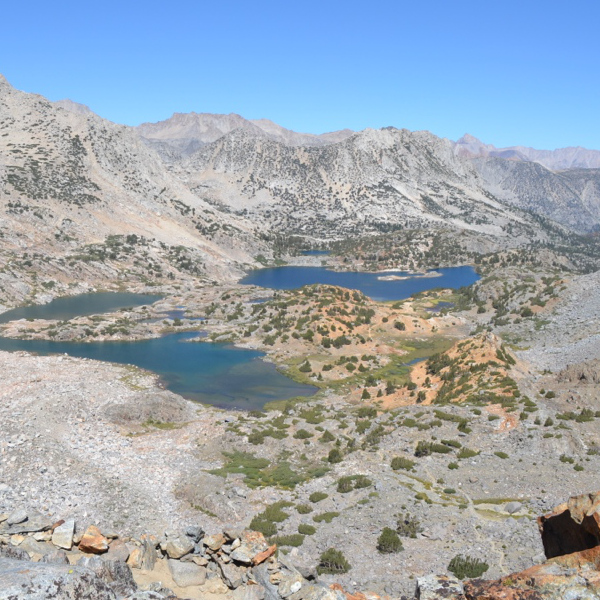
0, 291, 316, 409
240, 265, 479, 301
0, 266, 478, 410
0, 331, 317, 410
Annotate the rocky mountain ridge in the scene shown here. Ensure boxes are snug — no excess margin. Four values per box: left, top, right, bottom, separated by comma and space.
136, 112, 354, 160
455, 133, 600, 170
0, 74, 271, 306
175, 126, 558, 240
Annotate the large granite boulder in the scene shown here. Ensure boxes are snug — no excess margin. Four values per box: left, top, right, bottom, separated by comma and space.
0, 556, 116, 599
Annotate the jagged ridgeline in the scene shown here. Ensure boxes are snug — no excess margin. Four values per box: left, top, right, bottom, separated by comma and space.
2, 71, 600, 303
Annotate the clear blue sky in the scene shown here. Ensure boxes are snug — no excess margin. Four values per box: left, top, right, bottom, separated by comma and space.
2, 0, 598, 149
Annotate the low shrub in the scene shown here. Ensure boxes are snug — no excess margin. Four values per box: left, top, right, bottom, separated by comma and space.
391, 456, 416, 471
377, 527, 403, 553
448, 554, 489, 579
298, 524, 316, 535
317, 548, 351, 574
309, 492, 328, 503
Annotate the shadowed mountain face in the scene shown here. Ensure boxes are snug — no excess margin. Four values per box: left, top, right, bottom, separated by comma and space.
170, 126, 575, 238
134, 113, 600, 235
471, 158, 600, 232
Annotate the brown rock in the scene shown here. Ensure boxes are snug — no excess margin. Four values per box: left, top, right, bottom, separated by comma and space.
50, 519, 65, 532
231, 531, 270, 565
127, 534, 157, 571
202, 532, 226, 551
252, 544, 276, 566
78, 525, 109, 554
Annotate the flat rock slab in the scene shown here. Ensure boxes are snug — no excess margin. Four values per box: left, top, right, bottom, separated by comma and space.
1, 512, 54, 534
416, 574, 464, 600
51, 518, 75, 550
167, 558, 207, 587
0, 556, 116, 599
6, 509, 28, 525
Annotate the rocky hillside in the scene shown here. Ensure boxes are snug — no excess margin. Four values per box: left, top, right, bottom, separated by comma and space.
175, 126, 555, 241
0, 75, 269, 306
471, 157, 600, 232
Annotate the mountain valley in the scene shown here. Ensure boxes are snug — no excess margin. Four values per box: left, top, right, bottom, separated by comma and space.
2, 75, 600, 600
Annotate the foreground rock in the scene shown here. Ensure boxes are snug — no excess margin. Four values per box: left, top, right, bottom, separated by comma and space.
0, 557, 116, 599
0, 514, 374, 600
418, 490, 600, 599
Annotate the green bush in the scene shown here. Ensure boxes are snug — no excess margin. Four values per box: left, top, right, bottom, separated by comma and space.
317, 548, 351, 574
391, 456, 416, 471
337, 476, 354, 493
448, 554, 489, 579
294, 429, 313, 439
271, 534, 304, 547
299, 360, 312, 373
377, 527, 403, 553
415, 441, 453, 457
396, 512, 422, 538
494, 451, 509, 459
309, 491, 328, 503
296, 504, 312, 514
320, 430, 336, 443
313, 511, 340, 523
357, 406, 377, 418
337, 475, 372, 493
327, 448, 343, 464
298, 524, 316, 535
249, 517, 277, 537
457, 447, 479, 459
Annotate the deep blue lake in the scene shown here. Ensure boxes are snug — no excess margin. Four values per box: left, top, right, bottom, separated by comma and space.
0, 292, 316, 410
240, 266, 479, 301
0, 331, 316, 410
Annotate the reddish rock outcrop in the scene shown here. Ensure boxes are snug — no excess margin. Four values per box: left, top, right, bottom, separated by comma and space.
538, 491, 600, 559
418, 491, 600, 599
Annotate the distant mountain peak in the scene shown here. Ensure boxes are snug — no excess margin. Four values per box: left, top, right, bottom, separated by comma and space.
136, 112, 355, 157
455, 135, 600, 170
54, 99, 93, 116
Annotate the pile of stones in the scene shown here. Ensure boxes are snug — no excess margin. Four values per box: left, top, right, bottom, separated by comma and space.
0, 508, 366, 600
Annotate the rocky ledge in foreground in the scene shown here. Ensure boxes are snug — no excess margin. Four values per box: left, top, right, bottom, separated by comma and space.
4, 491, 600, 599
418, 490, 600, 599
0, 508, 380, 600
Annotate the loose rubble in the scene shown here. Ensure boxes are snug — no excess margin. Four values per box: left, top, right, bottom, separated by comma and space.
0, 510, 372, 600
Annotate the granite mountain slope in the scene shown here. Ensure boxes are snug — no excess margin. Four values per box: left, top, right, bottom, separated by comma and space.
139, 112, 600, 235
176, 126, 556, 241
0, 75, 267, 304
471, 157, 600, 232
137, 111, 354, 161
